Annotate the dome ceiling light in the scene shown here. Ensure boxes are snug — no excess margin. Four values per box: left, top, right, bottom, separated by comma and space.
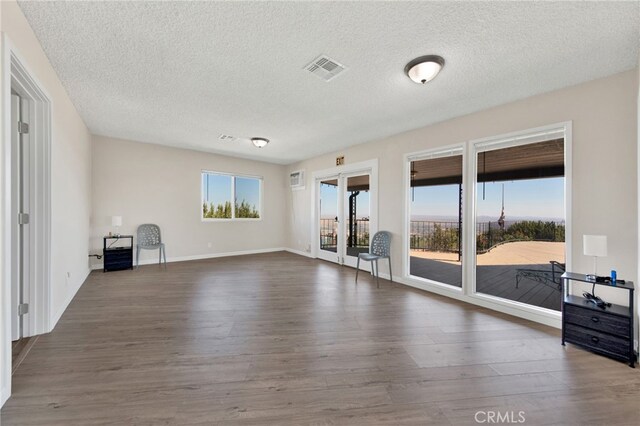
251, 137, 270, 148
405, 55, 445, 84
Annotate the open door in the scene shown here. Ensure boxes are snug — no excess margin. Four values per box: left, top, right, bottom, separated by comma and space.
10, 93, 31, 341
317, 176, 341, 263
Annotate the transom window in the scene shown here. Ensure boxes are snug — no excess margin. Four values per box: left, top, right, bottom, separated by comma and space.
201, 171, 262, 220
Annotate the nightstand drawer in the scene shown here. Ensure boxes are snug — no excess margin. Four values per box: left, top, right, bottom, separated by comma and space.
565, 323, 630, 358
564, 304, 630, 337
105, 250, 132, 261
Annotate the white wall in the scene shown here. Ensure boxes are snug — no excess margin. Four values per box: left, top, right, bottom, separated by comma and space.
91, 136, 287, 267
637, 53, 640, 344
0, 0, 92, 406
287, 70, 638, 316
0, 0, 5, 409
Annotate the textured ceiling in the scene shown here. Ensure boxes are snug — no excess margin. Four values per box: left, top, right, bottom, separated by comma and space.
17, 1, 640, 165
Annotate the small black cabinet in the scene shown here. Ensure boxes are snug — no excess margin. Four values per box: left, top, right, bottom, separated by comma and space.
103, 235, 134, 272
561, 272, 635, 367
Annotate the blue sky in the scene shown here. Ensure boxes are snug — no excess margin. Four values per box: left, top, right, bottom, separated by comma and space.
202, 174, 260, 208
410, 177, 564, 220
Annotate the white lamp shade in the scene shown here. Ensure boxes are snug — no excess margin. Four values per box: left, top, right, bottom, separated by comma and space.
111, 216, 122, 227
583, 235, 607, 257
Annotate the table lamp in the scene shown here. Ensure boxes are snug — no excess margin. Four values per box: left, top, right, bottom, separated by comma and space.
583, 235, 607, 280
111, 215, 122, 237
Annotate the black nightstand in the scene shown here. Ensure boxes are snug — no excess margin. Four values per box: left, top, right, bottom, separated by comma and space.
103, 235, 134, 272
561, 272, 635, 367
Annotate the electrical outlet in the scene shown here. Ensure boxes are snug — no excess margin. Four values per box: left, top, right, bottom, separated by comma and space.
207, 242, 212, 248
306, 244, 311, 252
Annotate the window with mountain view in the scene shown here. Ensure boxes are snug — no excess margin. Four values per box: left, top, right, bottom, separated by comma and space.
202, 172, 261, 220
408, 152, 463, 287
474, 138, 565, 311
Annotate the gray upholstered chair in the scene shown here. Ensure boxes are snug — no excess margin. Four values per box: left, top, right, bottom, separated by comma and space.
355, 231, 391, 288
136, 224, 166, 269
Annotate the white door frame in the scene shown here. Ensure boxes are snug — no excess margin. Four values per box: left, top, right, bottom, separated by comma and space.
311, 159, 378, 265
1, 35, 52, 406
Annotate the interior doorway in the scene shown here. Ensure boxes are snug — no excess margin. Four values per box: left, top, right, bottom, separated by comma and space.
2, 45, 53, 398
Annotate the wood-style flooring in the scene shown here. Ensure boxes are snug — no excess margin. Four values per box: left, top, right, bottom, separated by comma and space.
2, 251, 639, 425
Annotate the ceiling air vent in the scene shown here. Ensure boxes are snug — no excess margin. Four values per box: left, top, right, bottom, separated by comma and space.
304, 55, 347, 82
218, 134, 236, 142
290, 170, 305, 190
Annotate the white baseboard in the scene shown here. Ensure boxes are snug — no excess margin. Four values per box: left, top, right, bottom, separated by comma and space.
90, 247, 288, 271
284, 247, 314, 258
1, 384, 9, 408
51, 268, 91, 330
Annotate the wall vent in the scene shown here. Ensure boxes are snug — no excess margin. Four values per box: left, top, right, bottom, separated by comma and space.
290, 170, 305, 190
218, 134, 236, 142
304, 55, 347, 82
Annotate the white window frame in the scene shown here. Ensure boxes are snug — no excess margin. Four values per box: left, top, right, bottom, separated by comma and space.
403, 144, 465, 292
467, 122, 572, 321
201, 170, 263, 222
400, 122, 572, 328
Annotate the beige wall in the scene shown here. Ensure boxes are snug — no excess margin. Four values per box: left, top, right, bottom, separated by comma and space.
1, 0, 92, 404
287, 70, 638, 310
91, 136, 287, 267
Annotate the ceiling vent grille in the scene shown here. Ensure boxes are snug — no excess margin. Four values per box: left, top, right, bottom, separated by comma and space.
304, 55, 347, 82
218, 134, 236, 142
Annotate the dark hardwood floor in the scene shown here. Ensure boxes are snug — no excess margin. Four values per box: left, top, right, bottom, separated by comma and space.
2, 251, 639, 425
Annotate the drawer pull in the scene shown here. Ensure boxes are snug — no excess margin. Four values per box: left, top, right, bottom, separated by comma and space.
591, 336, 600, 343
591, 316, 600, 323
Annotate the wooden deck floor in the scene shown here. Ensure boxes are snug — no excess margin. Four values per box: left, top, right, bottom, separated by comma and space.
410, 257, 561, 311
2, 251, 638, 425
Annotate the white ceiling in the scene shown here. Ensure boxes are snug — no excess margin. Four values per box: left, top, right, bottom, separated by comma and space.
18, 1, 640, 165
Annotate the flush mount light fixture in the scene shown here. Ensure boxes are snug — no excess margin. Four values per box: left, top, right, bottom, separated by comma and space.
251, 137, 269, 148
405, 55, 445, 84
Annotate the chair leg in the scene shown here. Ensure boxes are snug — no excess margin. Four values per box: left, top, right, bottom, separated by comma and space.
159, 247, 162, 266
355, 257, 360, 283
388, 257, 392, 282
136, 246, 140, 269
163, 246, 167, 268
375, 259, 380, 288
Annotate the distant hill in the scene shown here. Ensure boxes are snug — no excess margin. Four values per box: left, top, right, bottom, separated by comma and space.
411, 215, 564, 222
